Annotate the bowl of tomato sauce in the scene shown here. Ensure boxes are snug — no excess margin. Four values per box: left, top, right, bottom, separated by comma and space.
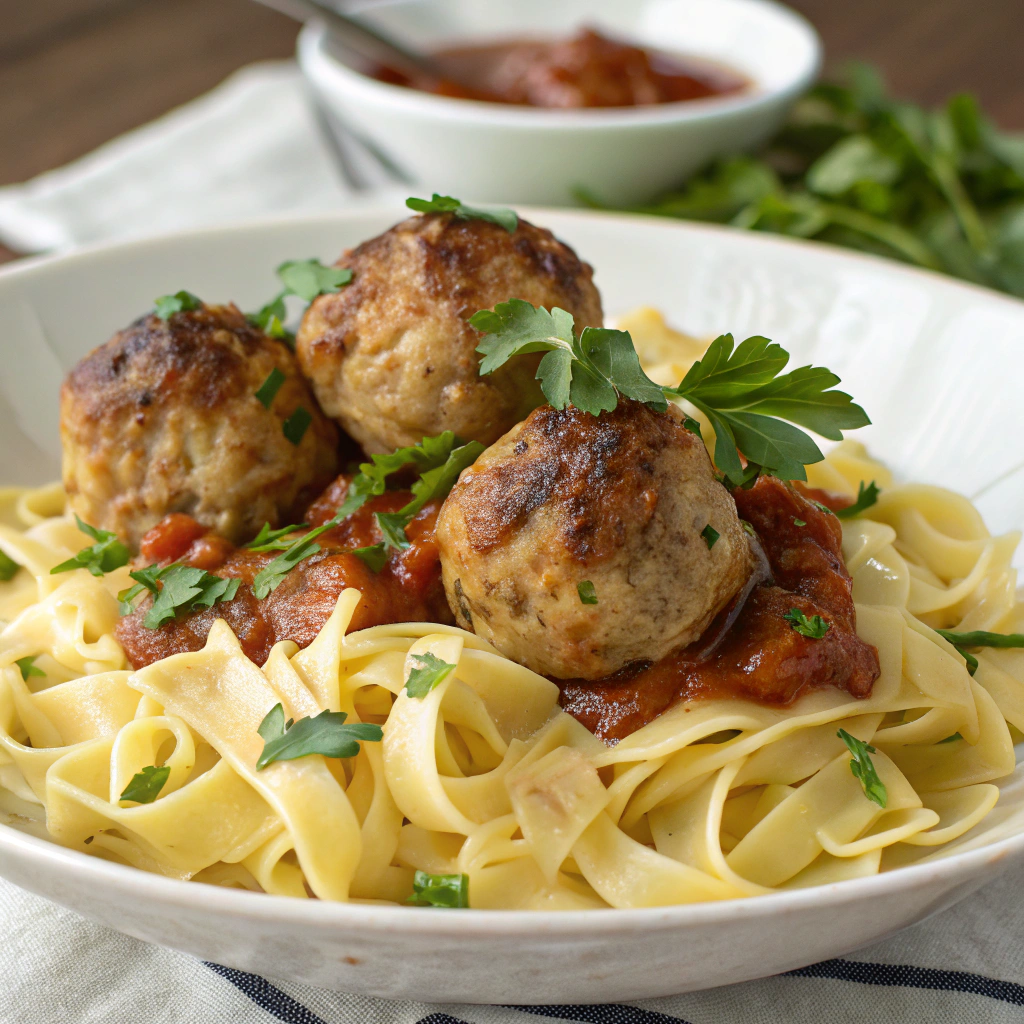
298, 0, 821, 206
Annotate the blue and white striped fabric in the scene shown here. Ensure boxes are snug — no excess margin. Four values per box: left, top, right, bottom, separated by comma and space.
3, 867, 1022, 1024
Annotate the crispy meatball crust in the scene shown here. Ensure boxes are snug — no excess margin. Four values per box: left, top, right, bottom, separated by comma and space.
435, 400, 753, 680
295, 213, 603, 454
61, 304, 339, 550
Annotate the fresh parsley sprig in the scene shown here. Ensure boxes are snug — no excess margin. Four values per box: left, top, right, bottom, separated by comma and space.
406, 194, 518, 233
120, 765, 171, 805
154, 291, 202, 319
246, 522, 308, 552
247, 258, 354, 346
936, 628, 1024, 677
405, 652, 456, 699
50, 517, 130, 577
471, 301, 868, 487
835, 480, 881, 519
0, 550, 20, 581
784, 607, 831, 639
407, 869, 470, 908
838, 728, 887, 808
118, 564, 240, 629
255, 703, 382, 769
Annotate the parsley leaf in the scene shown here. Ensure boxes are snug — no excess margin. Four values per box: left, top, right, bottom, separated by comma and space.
117, 564, 164, 615
577, 580, 598, 605
407, 869, 469, 908
254, 367, 286, 409
793, 518, 807, 527
246, 522, 307, 552
406, 194, 518, 233
248, 294, 292, 342
835, 480, 881, 519
50, 517, 130, 577
14, 656, 44, 681
118, 563, 239, 627
938, 732, 963, 744
351, 544, 388, 573
154, 291, 202, 319
405, 652, 456, 699
837, 728, 887, 808
935, 629, 1024, 677
255, 704, 382, 769
253, 536, 323, 599
277, 259, 353, 302
282, 407, 312, 445
0, 550, 20, 581
375, 512, 412, 552
119, 765, 171, 805
784, 607, 831, 638
701, 524, 720, 549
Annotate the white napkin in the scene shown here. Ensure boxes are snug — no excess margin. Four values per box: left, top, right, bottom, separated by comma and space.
0, 62, 353, 254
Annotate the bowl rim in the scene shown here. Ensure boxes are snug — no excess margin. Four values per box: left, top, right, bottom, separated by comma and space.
297, 0, 822, 130
3, 204, 1024, 934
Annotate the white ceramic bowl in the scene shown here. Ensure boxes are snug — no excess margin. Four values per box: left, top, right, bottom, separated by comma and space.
3, 205, 1024, 1004
298, 0, 821, 205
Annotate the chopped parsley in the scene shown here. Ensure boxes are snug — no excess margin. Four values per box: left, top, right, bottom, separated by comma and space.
793, 518, 807, 527
838, 728, 887, 808
119, 765, 171, 805
351, 544, 388, 573
0, 550, 20, 581
118, 564, 240, 629
407, 869, 469, 908
282, 407, 312, 446
255, 703, 382, 769
577, 580, 598, 605
245, 522, 307, 552
14, 656, 44, 681
701, 524, 720, 549
683, 416, 703, 437
154, 291, 202, 319
471, 301, 869, 487
784, 607, 831, 639
247, 258, 353, 346
935, 629, 1024, 677
375, 512, 412, 552
740, 520, 756, 536
405, 652, 456, 699
406, 194, 518, 233
248, 295, 291, 341
50, 517, 130, 577
938, 732, 963, 744
254, 367, 286, 409
835, 480, 881, 519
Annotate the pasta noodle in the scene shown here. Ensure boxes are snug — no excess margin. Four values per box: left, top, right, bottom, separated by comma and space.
2, 438, 1024, 909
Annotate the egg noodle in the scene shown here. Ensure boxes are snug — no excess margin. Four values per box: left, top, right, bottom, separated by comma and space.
2, 436, 1024, 910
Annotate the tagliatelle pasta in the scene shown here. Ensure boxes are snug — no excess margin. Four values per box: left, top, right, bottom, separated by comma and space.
1, 436, 1023, 909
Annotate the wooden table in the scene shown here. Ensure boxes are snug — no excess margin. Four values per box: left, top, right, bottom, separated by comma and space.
2, 0, 1020, 262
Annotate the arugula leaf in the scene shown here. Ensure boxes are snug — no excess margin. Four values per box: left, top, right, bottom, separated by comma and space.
245, 522, 307, 552
282, 407, 312, 446
701, 524, 721, 549
255, 704, 382, 769
254, 367, 286, 409
154, 291, 202, 319
577, 580, 598, 605
407, 869, 469, 908
50, 517, 130, 577
276, 259, 353, 302
784, 607, 831, 639
14, 656, 44, 681
936, 628, 1024, 677
119, 765, 171, 804
405, 652, 456, 699
0, 550, 20, 581
837, 728, 887, 808
351, 544, 388, 573
406, 194, 518, 233
835, 480, 881, 519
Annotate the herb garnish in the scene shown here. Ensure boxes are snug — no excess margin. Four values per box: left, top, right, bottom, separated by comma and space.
938, 732, 963, 744
255, 703, 382, 769
407, 869, 470, 908
935, 629, 1024, 677
404, 652, 456, 699
247, 258, 353, 346
154, 291, 202, 319
118, 564, 240, 628
701, 524, 721, 549
406, 194, 518, 233
472, 302, 868, 487
577, 580, 598, 605
0, 550, 20, 581
793, 518, 807, 527
282, 407, 312, 446
245, 522, 307, 552
837, 728, 887, 808
119, 765, 171, 805
254, 367, 286, 409
784, 607, 831, 639
50, 517, 130, 577
351, 545, 388, 573
14, 656, 44, 681
835, 480, 881, 519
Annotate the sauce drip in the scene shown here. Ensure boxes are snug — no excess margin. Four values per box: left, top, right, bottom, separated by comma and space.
369, 28, 747, 109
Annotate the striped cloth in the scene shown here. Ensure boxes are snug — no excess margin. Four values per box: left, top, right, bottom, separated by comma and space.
2, 867, 1021, 1023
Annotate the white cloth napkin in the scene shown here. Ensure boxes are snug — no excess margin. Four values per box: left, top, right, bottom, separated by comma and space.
2, 60, 1023, 1023
0, 62, 352, 254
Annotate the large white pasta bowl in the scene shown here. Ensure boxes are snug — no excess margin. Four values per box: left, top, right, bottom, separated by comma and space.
1, 206, 1024, 1004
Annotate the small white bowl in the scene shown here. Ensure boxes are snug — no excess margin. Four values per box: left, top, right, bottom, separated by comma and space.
298, 0, 821, 206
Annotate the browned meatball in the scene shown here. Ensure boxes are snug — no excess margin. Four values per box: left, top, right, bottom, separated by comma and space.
435, 400, 753, 680
61, 303, 339, 550
295, 213, 603, 454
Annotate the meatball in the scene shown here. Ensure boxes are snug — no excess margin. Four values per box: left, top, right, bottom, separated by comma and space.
61, 303, 339, 550
435, 400, 753, 680
295, 212, 603, 454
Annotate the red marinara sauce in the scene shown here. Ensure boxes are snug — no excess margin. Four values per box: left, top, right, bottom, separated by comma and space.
559, 476, 880, 743
114, 474, 453, 669
370, 28, 748, 108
